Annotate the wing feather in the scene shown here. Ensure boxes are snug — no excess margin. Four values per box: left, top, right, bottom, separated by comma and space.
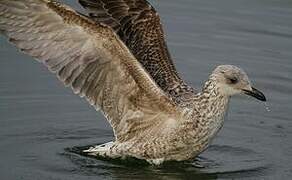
78, 0, 184, 93
0, 0, 180, 142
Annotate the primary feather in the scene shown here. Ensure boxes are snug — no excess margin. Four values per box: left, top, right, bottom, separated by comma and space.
0, 0, 179, 143
79, 0, 196, 104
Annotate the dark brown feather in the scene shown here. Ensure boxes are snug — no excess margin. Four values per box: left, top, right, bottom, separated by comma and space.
79, 0, 196, 104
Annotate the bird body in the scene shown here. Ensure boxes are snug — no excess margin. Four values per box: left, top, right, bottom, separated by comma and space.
84, 76, 230, 164
0, 0, 266, 165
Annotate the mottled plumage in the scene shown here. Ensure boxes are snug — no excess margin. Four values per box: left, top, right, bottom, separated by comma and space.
0, 0, 266, 165
78, 0, 196, 105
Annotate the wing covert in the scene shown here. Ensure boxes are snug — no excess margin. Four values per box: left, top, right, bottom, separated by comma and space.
0, 0, 180, 142
78, 0, 185, 92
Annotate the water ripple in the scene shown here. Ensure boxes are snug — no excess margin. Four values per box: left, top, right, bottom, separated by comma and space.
62, 143, 271, 180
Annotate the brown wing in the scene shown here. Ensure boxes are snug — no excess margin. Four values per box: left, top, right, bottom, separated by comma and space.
78, 0, 185, 93
0, 0, 181, 142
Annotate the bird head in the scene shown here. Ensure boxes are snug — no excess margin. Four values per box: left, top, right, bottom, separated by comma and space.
211, 65, 266, 101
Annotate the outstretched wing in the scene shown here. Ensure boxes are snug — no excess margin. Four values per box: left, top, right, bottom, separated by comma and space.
78, 0, 183, 92
0, 0, 181, 142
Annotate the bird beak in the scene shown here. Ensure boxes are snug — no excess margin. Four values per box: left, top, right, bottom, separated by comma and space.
242, 87, 266, 101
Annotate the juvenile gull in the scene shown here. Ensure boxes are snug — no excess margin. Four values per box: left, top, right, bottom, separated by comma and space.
0, 0, 266, 165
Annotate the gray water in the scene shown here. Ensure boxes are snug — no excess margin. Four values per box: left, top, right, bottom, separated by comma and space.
0, 0, 292, 179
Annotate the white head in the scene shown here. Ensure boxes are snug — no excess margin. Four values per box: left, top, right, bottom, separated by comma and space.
211, 65, 266, 101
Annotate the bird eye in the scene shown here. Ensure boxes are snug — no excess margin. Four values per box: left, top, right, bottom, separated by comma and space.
228, 77, 238, 84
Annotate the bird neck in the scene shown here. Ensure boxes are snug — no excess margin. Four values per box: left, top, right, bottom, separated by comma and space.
190, 78, 230, 141
200, 78, 230, 117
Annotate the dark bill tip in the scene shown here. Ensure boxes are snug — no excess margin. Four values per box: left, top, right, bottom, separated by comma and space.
243, 87, 266, 102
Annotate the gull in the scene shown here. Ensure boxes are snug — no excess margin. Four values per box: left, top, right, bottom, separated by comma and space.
0, 0, 266, 165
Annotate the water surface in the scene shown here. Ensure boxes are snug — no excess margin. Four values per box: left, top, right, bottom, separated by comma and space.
0, 0, 292, 179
